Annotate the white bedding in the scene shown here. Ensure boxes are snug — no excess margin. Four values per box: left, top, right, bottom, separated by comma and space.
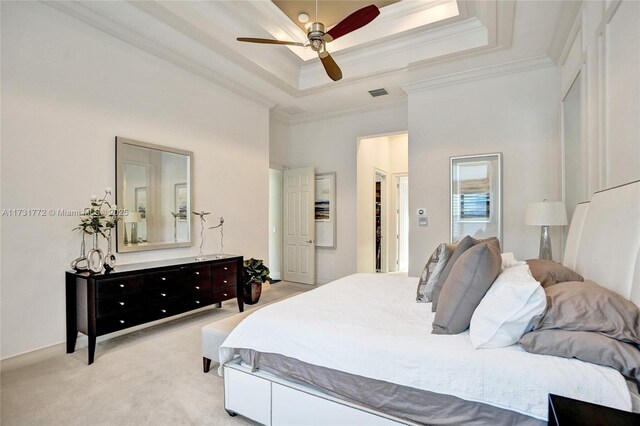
219, 273, 632, 420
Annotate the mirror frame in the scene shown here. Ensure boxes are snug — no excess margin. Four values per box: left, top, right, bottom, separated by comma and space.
450, 152, 503, 244
115, 136, 193, 253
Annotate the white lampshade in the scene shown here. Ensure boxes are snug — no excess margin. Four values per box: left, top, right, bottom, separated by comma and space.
124, 212, 142, 223
525, 201, 567, 226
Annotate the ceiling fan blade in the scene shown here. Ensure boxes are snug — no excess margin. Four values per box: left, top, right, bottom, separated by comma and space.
323, 5, 380, 42
319, 51, 343, 81
237, 37, 304, 47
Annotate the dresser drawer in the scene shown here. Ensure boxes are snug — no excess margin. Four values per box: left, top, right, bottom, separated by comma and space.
185, 264, 211, 279
145, 269, 184, 289
96, 276, 143, 299
212, 285, 237, 303
145, 299, 186, 322
145, 285, 183, 304
212, 261, 237, 275
96, 311, 144, 335
183, 278, 212, 297
213, 272, 237, 288
183, 294, 213, 311
96, 295, 143, 318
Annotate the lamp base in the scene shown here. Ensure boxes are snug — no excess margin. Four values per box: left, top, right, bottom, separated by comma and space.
539, 225, 552, 261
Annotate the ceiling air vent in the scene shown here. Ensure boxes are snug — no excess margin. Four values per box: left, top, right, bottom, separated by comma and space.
368, 88, 389, 97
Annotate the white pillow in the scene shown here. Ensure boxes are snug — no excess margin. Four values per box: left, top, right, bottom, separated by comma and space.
500, 252, 526, 271
470, 264, 546, 349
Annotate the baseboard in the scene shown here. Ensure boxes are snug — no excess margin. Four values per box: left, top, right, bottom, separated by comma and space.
1, 343, 66, 372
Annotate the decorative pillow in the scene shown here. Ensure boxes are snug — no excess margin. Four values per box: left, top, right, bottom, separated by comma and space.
432, 240, 502, 335
519, 329, 640, 382
470, 264, 546, 348
531, 280, 640, 344
431, 236, 498, 312
526, 259, 583, 288
416, 243, 456, 303
501, 252, 526, 271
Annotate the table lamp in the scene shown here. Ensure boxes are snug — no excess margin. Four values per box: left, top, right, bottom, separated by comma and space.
525, 200, 567, 261
124, 212, 142, 244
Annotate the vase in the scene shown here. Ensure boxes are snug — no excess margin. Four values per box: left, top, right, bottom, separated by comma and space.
71, 233, 89, 272
243, 280, 262, 305
103, 230, 116, 271
87, 233, 104, 274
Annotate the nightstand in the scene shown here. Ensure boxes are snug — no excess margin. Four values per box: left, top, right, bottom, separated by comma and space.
548, 394, 640, 426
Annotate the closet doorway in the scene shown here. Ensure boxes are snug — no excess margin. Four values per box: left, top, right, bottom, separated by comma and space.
356, 132, 408, 274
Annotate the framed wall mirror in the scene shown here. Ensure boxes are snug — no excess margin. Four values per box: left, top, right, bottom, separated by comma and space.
450, 153, 502, 244
116, 137, 193, 252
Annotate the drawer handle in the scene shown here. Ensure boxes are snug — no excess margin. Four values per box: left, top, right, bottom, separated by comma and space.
224, 267, 228, 270
195, 271, 200, 275
223, 280, 228, 284
161, 293, 167, 297
119, 320, 125, 324
119, 302, 125, 306
195, 286, 200, 290
119, 284, 125, 288
161, 277, 166, 281
195, 300, 200, 304
223, 293, 228, 297
161, 309, 167, 313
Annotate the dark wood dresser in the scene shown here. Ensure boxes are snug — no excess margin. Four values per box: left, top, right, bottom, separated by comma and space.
66, 255, 243, 364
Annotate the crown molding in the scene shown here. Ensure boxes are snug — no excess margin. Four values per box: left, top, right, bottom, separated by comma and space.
401, 55, 555, 94
272, 96, 408, 126
549, 1, 583, 65
46, 1, 276, 109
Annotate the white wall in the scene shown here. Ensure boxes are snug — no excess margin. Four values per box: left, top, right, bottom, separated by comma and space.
270, 105, 408, 284
407, 66, 561, 277
559, 0, 640, 197
1, 2, 269, 359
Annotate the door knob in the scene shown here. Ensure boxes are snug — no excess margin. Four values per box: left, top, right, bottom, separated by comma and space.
306, 240, 313, 244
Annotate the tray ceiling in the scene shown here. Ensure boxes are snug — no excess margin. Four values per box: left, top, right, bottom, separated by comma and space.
46, 0, 569, 123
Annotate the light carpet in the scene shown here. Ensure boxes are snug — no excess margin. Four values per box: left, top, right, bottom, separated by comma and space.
1, 281, 313, 426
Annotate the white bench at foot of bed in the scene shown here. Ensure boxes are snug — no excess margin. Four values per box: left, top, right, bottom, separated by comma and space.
223, 358, 414, 425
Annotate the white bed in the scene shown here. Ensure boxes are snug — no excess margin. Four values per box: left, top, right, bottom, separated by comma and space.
220, 180, 640, 425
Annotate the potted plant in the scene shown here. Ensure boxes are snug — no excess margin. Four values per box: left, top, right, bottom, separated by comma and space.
243, 258, 271, 305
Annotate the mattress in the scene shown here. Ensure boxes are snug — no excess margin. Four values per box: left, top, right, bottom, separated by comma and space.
219, 273, 632, 421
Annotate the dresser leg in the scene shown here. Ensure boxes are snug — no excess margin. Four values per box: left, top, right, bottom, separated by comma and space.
237, 296, 244, 313
88, 335, 96, 365
203, 357, 212, 373
65, 273, 77, 353
217, 302, 222, 308
67, 333, 77, 354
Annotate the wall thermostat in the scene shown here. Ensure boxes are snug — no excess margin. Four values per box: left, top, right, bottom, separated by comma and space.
417, 208, 428, 227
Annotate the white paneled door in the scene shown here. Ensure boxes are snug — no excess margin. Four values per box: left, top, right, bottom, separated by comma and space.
283, 167, 316, 285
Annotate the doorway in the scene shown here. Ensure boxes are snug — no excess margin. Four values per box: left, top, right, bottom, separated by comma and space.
375, 171, 386, 272
396, 175, 409, 272
356, 132, 408, 273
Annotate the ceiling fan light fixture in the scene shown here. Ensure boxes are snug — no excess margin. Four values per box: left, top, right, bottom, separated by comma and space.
236, 4, 380, 82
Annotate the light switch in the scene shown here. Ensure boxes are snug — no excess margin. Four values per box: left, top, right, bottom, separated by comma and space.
417, 208, 428, 227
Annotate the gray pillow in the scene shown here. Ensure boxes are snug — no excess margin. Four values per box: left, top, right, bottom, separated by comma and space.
416, 243, 456, 303
432, 240, 502, 335
526, 259, 583, 288
431, 236, 475, 311
531, 280, 640, 344
519, 329, 640, 382
431, 235, 499, 312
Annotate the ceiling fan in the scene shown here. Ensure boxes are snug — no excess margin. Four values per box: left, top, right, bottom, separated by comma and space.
237, 2, 381, 82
